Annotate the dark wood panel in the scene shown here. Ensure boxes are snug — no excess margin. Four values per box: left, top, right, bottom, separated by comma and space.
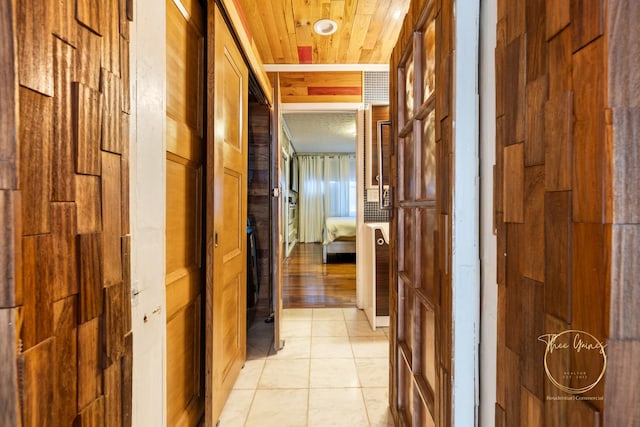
101, 0, 121, 75
104, 282, 125, 365
495, 21, 506, 118
496, 284, 506, 407
120, 112, 131, 234
504, 347, 522, 427
76, 26, 102, 90
22, 235, 54, 350
547, 28, 572, 98
520, 278, 544, 398
545, 0, 570, 40
75, 175, 102, 234
51, 203, 78, 302
544, 92, 573, 191
78, 233, 104, 323
17, 0, 53, 96
122, 332, 133, 426
570, 0, 603, 51
19, 87, 53, 235
23, 338, 55, 425
503, 143, 524, 223
74, 82, 103, 176
77, 318, 103, 410
520, 387, 543, 426
521, 165, 544, 282
525, 0, 546, 82
52, 37, 77, 201
0, 309, 18, 426
53, 296, 78, 425
120, 37, 131, 113
567, 399, 600, 426
121, 236, 132, 333
544, 191, 572, 322
104, 360, 123, 427
101, 152, 123, 286
544, 314, 570, 425
506, 0, 525, 43
572, 38, 604, 223
505, 223, 522, 352
76, 396, 106, 427
0, 0, 18, 189
504, 35, 526, 145
524, 76, 548, 166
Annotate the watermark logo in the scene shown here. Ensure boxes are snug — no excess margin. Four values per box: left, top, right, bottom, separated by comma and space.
538, 329, 607, 395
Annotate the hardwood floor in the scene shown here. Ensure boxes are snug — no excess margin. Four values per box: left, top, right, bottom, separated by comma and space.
283, 243, 356, 308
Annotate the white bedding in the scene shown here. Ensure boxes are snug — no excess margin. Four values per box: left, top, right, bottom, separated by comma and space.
323, 217, 357, 245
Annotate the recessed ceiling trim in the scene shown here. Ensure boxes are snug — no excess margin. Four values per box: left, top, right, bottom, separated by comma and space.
263, 64, 389, 72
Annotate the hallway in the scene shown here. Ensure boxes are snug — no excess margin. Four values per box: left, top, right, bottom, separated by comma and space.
219, 308, 392, 426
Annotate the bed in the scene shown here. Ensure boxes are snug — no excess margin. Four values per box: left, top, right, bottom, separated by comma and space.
322, 216, 357, 263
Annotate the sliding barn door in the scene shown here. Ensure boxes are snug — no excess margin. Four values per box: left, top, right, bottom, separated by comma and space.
205, 4, 249, 423
390, 2, 453, 426
165, 0, 205, 425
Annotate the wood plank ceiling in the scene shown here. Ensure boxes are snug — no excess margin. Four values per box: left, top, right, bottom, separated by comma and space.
234, 0, 410, 64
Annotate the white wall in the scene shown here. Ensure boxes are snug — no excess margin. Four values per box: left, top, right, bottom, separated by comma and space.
129, 1, 168, 425
451, 0, 481, 425
479, 0, 498, 425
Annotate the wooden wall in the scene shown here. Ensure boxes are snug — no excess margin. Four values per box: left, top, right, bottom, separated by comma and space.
248, 102, 272, 320
0, 0, 133, 425
494, 0, 614, 425
279, 71, 362, 103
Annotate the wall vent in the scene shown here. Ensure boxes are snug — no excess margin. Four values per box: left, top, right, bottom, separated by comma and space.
363, 71, 389, 105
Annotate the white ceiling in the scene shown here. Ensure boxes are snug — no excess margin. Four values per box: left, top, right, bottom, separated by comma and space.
283, 112, 356, 153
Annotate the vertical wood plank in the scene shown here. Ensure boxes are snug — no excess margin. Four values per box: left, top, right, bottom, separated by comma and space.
104, 282, 125, 364
611, 109, 640, 223
567, 399, 600, 426
77, 0, 102, 35
51, 203, 78, 301
17, 0, 53, 96
52, 37, 77, 202
544, 314, 569, 425
506, 0, 525, 43
496, 285, 506, 407
504, 347, 522, 427
23, 339, 56, 425
545, 92, 573, 191
545, 0, 570, 40
521, 166, 544, 282
547, 28, 572, 99
604, 340, 640, 426
524, 76, 548, 166
122, 332, 133, 426
22, 235, 54, 350
75, 396, 106, 426
104, 360, 123, 427
495, 19, 506, 118
77, 318, 103, 411
609, 224, 640, 338
19, 87, 53, 235
0, 191, 21, 307
520, 278, 545, 398
78, 233, 104, 323
74, 82, 103, 176
101, 69, 122, 154
544, 191, 572, 322
607, 0, 640, 109
504, 35, 526, 145
121, 235, 132, 333
570, 0, 603, 52
102, 152, 123, 286
0, 309, 18, 426
0, 0, 18, 189
525, 0, 546, 82
505, 224, 522, 352
572, 38, 604, 223
102, 0, 121, 75
120, 37, 131, 113
75, 175, 102, 234
120, 113, 130, 234
503, 143, 524, 223
77, 27, 102, 90
520, 387, 543, 426
52, 0, 77, 46
53, 296, 78, 425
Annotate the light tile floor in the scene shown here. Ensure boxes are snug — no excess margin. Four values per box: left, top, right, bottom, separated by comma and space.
218, 308, 395, 427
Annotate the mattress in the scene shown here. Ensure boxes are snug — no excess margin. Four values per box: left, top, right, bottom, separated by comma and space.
323, 216, 357, 245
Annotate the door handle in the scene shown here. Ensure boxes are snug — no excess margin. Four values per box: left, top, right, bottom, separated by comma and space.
215, 231, 219, 248
377, 120, 393, 210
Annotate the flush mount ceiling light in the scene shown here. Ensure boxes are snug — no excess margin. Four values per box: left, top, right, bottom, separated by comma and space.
313, 19, 338, 36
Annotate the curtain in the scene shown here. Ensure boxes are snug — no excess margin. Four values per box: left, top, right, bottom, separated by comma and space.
298, 154, 356, 242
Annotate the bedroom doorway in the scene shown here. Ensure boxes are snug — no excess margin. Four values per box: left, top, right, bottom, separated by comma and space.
280, 107, 360, 308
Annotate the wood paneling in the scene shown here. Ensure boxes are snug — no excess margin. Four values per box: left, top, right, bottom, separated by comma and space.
495, 0, 615, 423
3, 0, 132, 424
236, 0, 407, 64
279, 71, 362, 103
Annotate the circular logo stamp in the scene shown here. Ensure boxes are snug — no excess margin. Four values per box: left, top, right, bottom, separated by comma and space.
538, 329, 607, 395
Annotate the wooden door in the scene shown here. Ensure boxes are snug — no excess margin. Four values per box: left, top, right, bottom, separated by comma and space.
165, 0, 205, 425
206, 4, 249, 423
390, 3, 451, 426
271, 73, 283, 351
